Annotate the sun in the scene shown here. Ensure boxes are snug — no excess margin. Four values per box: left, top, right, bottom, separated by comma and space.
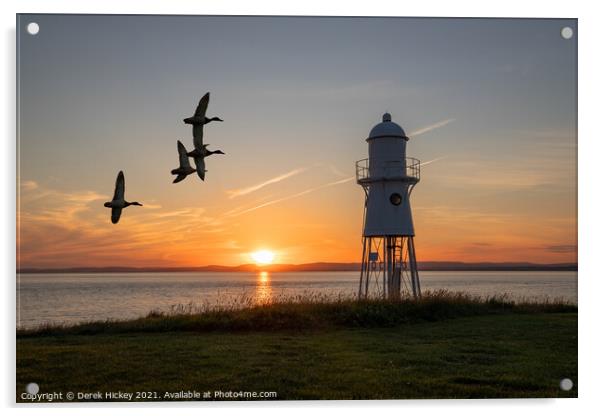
251, 250, 275, 265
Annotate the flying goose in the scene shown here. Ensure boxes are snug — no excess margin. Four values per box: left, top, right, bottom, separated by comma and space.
171, 140, 197, 183
187, 133, 225, 181
190, 144, 225, 181
103, 171, 142, 224
185, 147, 207, 181
202, 146, 225, 157
183, 92, 223, 142
184, 120, 225, 181
187, 144, 225, 158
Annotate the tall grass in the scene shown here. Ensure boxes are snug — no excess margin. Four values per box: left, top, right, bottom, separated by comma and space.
17, 290, 576, 337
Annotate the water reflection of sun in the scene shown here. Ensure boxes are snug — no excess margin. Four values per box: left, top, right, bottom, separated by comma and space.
255, 271, 273, 304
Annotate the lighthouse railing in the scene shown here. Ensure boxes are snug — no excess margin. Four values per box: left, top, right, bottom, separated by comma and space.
356, 157, 420, 183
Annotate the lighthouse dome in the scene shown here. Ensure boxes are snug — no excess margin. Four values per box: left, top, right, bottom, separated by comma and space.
368, 113, 408, 140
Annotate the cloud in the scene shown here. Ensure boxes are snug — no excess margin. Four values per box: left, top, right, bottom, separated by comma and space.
225, 176, 355, 217
221, 194, 276, 217
17, 182, 229, 268
543, 245, 577, 253
409, 118, 455, 137
413, 205, 520, 226
152, 209, 202, 218
20, 180, 38, 191
438, 156, 573, 191
141, 203, 162, 210
64, 191, 107, 203
227, 167, 309, 199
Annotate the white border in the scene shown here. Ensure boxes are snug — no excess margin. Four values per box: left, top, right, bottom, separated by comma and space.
3, 1, 601, 415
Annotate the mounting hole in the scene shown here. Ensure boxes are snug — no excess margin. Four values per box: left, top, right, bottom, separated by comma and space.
559, 378, 573, 391
26, 382, 39, 394
26, 22, 40, 35
560, 26, 573, 40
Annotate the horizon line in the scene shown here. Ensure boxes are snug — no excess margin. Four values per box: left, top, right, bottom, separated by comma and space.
17, 260, 578, 274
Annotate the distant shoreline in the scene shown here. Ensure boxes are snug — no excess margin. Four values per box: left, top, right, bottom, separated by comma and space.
17, 262, 577, 274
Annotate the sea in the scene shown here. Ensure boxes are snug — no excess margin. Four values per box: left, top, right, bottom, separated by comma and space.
16, 271, 577, 329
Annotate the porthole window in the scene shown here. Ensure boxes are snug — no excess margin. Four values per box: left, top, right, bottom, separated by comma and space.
390, 193, 402, 206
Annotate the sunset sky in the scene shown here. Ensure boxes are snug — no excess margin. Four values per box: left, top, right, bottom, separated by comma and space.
17, 15, 577, 268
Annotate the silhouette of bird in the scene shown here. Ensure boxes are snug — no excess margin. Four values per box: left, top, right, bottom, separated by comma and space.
183, 92, 223, 143
171, 140, 197, 183
184, 114, 225, 181
103, 171, 142, 224
191, 145, 225, 181
187, 133, 225, 181
187, 144, 225, 158
180, 93, 226, 181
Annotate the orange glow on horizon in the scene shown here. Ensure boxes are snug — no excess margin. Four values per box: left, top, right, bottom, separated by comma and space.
250, 250, 275, 265
16, 157, 577, 269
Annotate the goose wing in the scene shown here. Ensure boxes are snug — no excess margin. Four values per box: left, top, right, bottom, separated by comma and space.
192, 124, 204, 149
113, 171, 125, 201
111, 207, 123, 224
177, 140, 192, 168
193, 92, 210, 118
193, 156, 206, 181
173, 174, 187, 184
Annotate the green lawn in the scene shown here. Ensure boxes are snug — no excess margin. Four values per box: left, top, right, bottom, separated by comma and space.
17, 313, 577, 401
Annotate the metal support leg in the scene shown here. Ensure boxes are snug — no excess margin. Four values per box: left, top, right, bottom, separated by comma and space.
408, 237, 421, 298
358, 237, 367, 299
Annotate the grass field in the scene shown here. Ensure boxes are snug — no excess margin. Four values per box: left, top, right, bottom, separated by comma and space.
16, 292, 577, 401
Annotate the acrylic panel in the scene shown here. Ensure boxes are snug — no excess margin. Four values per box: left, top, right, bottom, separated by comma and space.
16, 14, 577, 402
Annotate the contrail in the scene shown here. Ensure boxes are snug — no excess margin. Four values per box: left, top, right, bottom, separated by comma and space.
409, 118, 455, 137
328, 164, 348, 178
221, 194, 275, 217
420, 156, 448, 167
226, 177, 355, 217
227, 167, 309, 198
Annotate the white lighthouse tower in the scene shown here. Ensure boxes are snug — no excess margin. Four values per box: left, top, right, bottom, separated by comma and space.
356, 113, 421, 299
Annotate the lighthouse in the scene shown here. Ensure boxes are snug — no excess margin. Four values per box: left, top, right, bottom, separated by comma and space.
356, 113, 421, 299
